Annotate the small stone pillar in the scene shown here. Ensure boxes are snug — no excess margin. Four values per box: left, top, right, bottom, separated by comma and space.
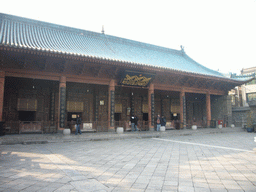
116, 127, 124, 134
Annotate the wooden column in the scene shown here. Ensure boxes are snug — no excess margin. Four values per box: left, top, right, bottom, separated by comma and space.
180, 90, 185, 129
206, 92, 211, 127
108, 79, 115, 131
0, 71, 5, 121
58, 76, 66, 130
148, 83, 154, 131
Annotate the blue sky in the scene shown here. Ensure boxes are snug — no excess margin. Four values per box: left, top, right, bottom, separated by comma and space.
1, 0, 255, 74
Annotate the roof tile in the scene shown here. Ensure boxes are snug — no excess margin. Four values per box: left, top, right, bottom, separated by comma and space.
0, 13, 226, 78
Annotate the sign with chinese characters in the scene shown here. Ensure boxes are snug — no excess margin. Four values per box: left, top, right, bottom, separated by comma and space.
183, 96, 186, 128
151, 94, 155, 126
59, 87, 66, 128
110, 91, 115, 127
120, 71, 155, 87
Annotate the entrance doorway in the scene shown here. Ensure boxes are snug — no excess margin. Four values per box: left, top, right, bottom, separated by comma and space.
114, 113, 121, 121
143, 113, 148, 121
171, 113, 180, 121
18, 111, 36, 121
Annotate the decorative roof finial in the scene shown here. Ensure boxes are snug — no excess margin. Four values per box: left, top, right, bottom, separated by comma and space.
180, 45, 184, 52
101, 25, 105, 34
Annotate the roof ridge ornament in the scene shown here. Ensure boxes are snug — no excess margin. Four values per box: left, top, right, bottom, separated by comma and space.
180, 45, 185, 53
231, 72, 255, 79
101, 25, 105, 34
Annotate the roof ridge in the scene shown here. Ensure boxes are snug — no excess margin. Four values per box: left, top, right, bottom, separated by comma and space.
0, 12, 102, 38
0, 13, 182, 56
104, 33, 181, 55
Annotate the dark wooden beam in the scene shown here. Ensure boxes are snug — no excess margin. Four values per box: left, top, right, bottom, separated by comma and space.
97, 67, 103, 77
59, 60, 68, 73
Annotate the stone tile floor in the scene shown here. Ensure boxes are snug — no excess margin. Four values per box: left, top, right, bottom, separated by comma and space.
0, 128, 256, 192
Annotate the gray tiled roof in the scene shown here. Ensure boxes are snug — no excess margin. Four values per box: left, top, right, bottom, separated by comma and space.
0, 13, 230, 79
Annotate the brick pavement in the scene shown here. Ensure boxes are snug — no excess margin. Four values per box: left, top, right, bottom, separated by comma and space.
0, 127, 256, 192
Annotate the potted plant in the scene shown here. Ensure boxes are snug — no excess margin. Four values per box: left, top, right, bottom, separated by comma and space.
246, 111, 254, 132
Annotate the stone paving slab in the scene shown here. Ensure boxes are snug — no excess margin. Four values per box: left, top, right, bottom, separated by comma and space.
0, 127, 256, 192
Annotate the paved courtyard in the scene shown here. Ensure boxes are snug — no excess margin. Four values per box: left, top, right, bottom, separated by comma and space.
0, 130, 256, 192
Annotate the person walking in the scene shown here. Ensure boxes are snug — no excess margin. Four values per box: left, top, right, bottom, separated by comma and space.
75, 114, 82, 135
156, 114, 161, 131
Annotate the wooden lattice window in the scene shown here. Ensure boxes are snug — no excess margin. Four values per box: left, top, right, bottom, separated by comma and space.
17, 98, 37, 111
115, 104, 122, 113
171, 99, 180, 113
142, 104, 148, 113
67, 101, 84, 112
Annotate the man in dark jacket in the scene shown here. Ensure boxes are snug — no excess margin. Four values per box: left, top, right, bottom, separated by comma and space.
161, 115, 166, 127
75, 114, 82, 135
156, 114, 161, 131
130, 115, 138, 132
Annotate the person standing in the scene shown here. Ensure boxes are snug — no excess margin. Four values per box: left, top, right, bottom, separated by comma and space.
156, 114, 161, 131
134, 115, 138, 131
75, 114, 82, 135
130, 115, 138, 132
161, 115, 166, 127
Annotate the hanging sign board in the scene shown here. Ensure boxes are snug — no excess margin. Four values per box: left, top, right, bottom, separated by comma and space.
120, 70, 155, 87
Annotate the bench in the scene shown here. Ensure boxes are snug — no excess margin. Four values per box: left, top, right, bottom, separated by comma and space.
81, 123, 96, 132
165, 121, 174, 130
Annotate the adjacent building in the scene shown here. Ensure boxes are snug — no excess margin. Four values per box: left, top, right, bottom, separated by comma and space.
230, 68, 256, 127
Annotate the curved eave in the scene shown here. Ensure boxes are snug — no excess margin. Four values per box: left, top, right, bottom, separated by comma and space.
0, 44, 238, 83
231, 77, 255, 86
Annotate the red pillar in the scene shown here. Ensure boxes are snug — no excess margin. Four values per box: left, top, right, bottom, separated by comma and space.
0, 71, 5, 121
206, 92, 211, 127
58, 76, 66, 130
108, 79, 115, 131
180, 90, 185, 129
148, 83, 154, 131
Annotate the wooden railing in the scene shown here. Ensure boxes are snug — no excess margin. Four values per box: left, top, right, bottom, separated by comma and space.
19, 121, 43, 134
4, 121, 57, 134
114, 120, 149, 131
3, 119, 192, 134
43, 121, 58, 133
187, 120, 207, 128
4, 121, 20, 134
67, 121, 109, 132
